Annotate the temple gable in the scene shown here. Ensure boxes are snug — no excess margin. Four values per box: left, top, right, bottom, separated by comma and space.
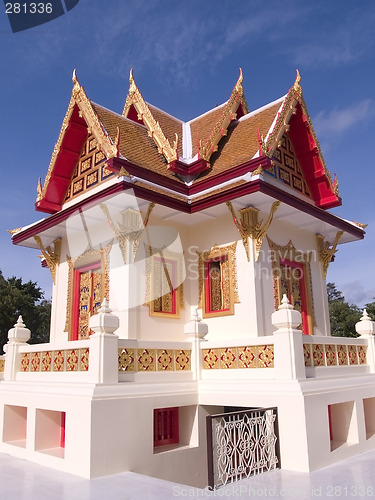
64, 134, 114, 203
266, 134, 312, 199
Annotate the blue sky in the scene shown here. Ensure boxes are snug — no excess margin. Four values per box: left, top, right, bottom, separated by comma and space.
1, 0, 375, 306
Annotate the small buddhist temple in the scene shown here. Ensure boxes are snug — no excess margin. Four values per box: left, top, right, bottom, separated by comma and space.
1, 69, 373, 489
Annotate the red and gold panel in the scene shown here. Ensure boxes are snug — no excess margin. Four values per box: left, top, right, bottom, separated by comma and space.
219, 347, 237, 369
53, 350, 65, 372
21, 353, 30, 372
348, 345, 358, 365
66, 349, 79, 371
312, 344, 324, 367
358, 345, 367, 365
41, 351, 52, 372
157, 349, 174, 371
325, 344, 337, 366
137, 349, 156, 371
175, 350, 190, 371
64, 134, 114, 203
238, 346, 257, 368
258, 345, 274, 368
203, 348, 219, 370
337, 345, 348, 366
80, 348, 90, 371
31, 352, 41, 372
303, 343, 312, 367
118, 348, 135, 372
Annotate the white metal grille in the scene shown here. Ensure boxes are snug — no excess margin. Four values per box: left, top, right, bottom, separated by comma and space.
208, 408, 279, 488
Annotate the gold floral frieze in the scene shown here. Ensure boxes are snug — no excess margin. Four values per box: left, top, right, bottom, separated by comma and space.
118, 347, 191, 372
303, 343, 366, 367
202, 344, 274, 370
19, 348, 90, 373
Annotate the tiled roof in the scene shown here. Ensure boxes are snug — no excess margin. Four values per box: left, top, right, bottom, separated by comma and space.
92, 103, 181, 183
148, 104, 183, 158
189, 104, 227, 157
208, 102, 282, 175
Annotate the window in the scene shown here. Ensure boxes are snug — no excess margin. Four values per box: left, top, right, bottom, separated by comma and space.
267, 237, 315, 335
279, 259, 311, 334
150, 256, 179, 317
198, 243, 239, 319
65, 245, 111, 341
146, 248, 184, 318
71, 262, 104, 340
154, 407, 179, 447
204, 256, 231, 314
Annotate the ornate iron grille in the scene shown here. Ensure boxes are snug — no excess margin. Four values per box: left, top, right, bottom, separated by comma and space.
207, 407, 280, 489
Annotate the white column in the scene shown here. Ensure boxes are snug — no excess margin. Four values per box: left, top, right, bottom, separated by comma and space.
272, 295, 306, 380
184, 309, 208, 380
3, 316, 31, 381
356, 309, 375, 373
89, 299, 120, 384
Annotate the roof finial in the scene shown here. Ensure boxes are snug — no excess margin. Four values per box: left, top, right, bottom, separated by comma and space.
72, 68, 78, 85
129, 68, 134, 83
293, 69, 301, 91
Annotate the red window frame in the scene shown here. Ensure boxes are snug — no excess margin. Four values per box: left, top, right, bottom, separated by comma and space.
204, 255, 229, 314
153, 407, 179, 447
71, 261, 102, 341
280, 258, 311, 335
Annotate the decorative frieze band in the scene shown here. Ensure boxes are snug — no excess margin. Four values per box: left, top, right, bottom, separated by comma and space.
203, 345, 274, 369
118, 348, 191, 372
303, 343, 367, 367
20, 348, 90, 373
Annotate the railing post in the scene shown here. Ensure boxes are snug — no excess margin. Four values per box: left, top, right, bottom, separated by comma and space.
184, 309, 208, 380
356, 309, 375, 373
3, 316, 31, 381
272, 295, 306, 380
88, 299, 120, 384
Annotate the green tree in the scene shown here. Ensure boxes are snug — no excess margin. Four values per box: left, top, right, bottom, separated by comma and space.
327, 282, 361, 338
364, 299, 375, 322
0, 271, 50, 353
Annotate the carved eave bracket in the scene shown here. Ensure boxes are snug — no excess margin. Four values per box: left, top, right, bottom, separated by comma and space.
122, 70, 178, 164
100, 202, 155, 264
316, 231, 344, 279
226, 201, 281, 261
199, 69, 249, 162
34, 237, 62, 284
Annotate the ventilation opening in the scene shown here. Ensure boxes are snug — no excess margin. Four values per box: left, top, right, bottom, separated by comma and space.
35, 409, 66, 458
3, 405, 27, 447
363, 397, 375, 439
328, 401, 358, 451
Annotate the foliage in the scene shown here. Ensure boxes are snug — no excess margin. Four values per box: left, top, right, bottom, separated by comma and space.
0, 270, 50, 353
327, 283, 361, 338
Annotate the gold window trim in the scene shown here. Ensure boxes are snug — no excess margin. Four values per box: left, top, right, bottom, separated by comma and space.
197, 242, 240, 319
145, 246, 184, 319
267, 237, 316, 333
65, 243, 112, 339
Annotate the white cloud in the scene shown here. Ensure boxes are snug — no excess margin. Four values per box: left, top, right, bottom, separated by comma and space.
313, 99, 375, 139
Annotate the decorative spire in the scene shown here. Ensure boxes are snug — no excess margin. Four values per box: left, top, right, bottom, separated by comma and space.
122, 69, 178, 163
293, 69, 301, 91
199, 68, 248, 162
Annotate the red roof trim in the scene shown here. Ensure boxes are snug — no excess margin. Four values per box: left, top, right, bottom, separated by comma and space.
14, 176, 363, 246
